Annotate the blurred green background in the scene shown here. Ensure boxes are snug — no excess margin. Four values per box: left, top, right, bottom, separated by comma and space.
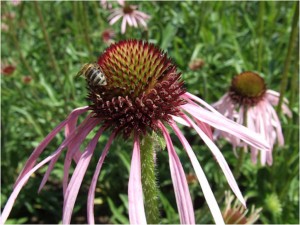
1, 1, 299, 224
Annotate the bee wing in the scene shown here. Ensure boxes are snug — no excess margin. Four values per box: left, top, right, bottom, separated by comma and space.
75, 63, 89, 79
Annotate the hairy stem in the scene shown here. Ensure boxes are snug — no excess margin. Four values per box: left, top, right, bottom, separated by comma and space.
140, 133, 160, 224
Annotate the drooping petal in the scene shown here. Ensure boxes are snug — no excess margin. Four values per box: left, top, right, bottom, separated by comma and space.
127, 14, 134, 26
0, 146, 67, 224
183, 92, 222, 114
121, 15, 128, 33
14, 106, 89, 188
109, 13, 123, 25
64, 111, 82, 163
38, 117, 99, 193
62, 127, 104, 224
170, 121, 225, 225
159, 121, 195, 224
62, 116, 99, 195
181, 114, 246, 207
181, 103, 270, 151
128, 134, 147, 225
265, 90, 292, 117
172, 115, 191, 127
87, 132, 116, 224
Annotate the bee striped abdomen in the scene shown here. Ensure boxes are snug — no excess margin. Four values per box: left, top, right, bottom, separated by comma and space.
88, 68, 107, 86
77, 63, 107, 87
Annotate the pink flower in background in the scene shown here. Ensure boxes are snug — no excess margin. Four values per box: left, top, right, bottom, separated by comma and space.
1, 62, 16, 76
108, 1, 150, 34
1, 41, 269, 225
11, 0, 21, 6
101, 28, 115, 45
213, 71, 291, 166
99, 0, 112, 10
22, 75, 33, 84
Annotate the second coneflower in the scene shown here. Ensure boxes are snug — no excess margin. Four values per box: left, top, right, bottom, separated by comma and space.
1, 41, 269, 225
108, 1, 150, 34
213, 71, 291, 166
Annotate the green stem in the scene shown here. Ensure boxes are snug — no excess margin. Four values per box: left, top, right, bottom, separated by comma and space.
257, 1, 265, 72
92, 1, 104, 29
34, 2, 61, 78
80, 2, 93, 56
5, 9, 35, 77
285, 59, 298, 143
140, 133, 160, 224
276, 2, 299, 114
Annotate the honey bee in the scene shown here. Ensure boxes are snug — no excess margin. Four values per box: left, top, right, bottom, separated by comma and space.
76, 63, 107, 86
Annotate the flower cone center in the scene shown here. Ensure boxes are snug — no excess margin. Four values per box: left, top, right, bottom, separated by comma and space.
229, 71, 266, 106
123, 5, 134, 14
87, 40, 185, 138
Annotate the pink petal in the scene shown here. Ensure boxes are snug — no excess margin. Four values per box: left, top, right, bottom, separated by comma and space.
38, 117, 99, 193
130, 15, 138, 27
194, 119, 213, 140
126, 15, 134, 26
171, 115, 191, 127
128, 135, 147, 224
109, 13, 123, 25
87, 132, 116, 224
159, 121, 195, 224
62, 127, 104, 224
181, 114, 246, 207
0, 146, 66, 224
183, 92, 222, 114
265, 90, 292, 117
121, 15, 127, 33
170, 121, 225, 225
135, 16, 147, 27
181, 103, 270, 151
134, 11, 151, 20
62, 117, 99, 195
14, 106, 89, 188
269, 103, 285, 146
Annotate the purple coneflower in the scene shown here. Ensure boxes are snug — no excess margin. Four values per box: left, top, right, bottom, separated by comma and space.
99, 0, 112, 10
1, 41, 269, 224
108, 1, 150, 34
101, 28, 115, 45
213, 71, 291, 166
10, 0, 21, 6
1, 62, 16, 76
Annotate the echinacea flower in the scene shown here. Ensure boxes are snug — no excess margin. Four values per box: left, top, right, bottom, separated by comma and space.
1, 62, 16, 76
22, 75, 33, 84
11, 0, 21, 6
108, 1, 150, 34
222, 191, 262, 224
213, 71, 292, 166
101, 28, 115, 45
99, 0, 112, 10
1, 40, 269, 225
188, 58, 205, 71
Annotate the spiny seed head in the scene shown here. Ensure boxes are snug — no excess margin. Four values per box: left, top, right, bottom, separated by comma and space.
87, 40, 186, 138
229, 71, 266, 106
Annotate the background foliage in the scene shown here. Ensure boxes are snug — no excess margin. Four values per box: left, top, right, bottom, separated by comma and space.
1, 1, 299, 224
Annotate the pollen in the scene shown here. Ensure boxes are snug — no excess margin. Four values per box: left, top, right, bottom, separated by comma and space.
87, 40, 186, 138
229, 71, 266, 106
